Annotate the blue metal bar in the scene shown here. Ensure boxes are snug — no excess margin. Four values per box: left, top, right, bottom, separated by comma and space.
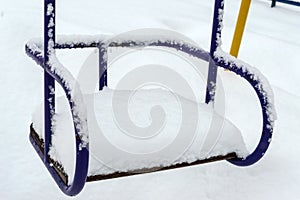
26, 40, 209, 66
98, 43, 107, 90
108, 40, 210, 61
97, 40, 210, 90
205, 0, 223, 104
215, 57, 274, 166
271, 0, 300, 7
44, 0, 55, 163
56, 42, 99, 49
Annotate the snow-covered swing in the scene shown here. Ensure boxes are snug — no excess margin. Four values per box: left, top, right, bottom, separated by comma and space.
25, 0, 275, 196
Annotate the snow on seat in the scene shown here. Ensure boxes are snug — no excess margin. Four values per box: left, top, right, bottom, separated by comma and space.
32, 88, 248, 181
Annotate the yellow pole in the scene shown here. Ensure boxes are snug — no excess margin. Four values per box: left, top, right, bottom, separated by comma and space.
230, 0, 251, 57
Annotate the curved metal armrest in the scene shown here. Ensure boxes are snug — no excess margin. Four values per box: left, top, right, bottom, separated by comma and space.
26, 43, 89, 196
214, 51, 276, 166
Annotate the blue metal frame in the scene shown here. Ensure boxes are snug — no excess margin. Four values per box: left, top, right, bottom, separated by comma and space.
97, 40, 210, 90
25, 0, 274, 196
27, 0, 89, 196
209, 0, 274, 166
44, 0, 55, 163
271, 0, 300, 7
205, 0, 223, 104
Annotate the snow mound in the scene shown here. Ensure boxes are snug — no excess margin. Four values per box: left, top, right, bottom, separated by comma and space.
32, 88, 248, 181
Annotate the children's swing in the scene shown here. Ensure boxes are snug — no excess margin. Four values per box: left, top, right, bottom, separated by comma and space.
25, 0, 275, 196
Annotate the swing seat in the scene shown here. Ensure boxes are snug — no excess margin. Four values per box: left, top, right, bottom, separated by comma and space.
26, 32, 275, 196
25, 0, 275, 196
30, 88, 248, 184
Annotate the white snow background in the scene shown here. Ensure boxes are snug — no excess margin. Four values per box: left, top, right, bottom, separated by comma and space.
0, 0, 300, 199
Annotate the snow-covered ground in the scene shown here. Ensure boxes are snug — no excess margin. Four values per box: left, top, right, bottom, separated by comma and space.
1, 0, 300, 199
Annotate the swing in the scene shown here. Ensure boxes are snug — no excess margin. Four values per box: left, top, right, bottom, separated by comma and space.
25, 0, 275, 196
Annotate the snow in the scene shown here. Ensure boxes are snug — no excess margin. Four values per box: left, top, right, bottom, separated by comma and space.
32, 88, 248, 181
214, 47, 276, 122
1, 0, 300, 199
48, 53, 89, 147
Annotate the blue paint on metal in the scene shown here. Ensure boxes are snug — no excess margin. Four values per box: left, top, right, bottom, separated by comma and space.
26, 42, 90, 196
205, 0, 223, 104
98, 43, 107, 90
271, 0, 300, 7
216, 58, 274, 166
97, 40, 211, 90
26, 0, 90, 196
206, 0, 274, 166
44, 0, 55, 164
108, 40, 210, 61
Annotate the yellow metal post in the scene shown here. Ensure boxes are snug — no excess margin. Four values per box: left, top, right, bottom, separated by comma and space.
230, 0, 251, 57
